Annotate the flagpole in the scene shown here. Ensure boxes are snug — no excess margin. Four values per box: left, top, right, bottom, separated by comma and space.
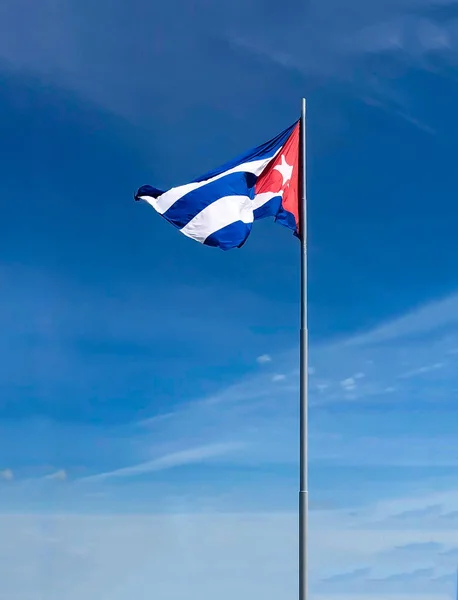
299, 97, 308, 600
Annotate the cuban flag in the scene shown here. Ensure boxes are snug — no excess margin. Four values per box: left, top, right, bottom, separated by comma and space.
135, 121, 300, 250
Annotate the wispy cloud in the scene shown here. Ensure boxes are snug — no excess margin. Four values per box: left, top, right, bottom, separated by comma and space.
322, 567, 371, 583
348, 292, 458, 348
257, 354, 272, 364
307, 483, 458, 595
119, 290, 458, 472
5, 272, 458, 495
45, 469, 67, 481
228, 0, 458, 130
393, 541, 444, 554
340, 377, 357, 391
399, 362, 445, 378
0, 469, 13, 481
82, 442, 245, 482
388, 505, 443, 521
272, 373, 286, 382
0, 0, 455, 136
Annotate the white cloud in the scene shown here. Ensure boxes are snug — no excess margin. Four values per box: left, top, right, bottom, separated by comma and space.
45, 469, 67, 481
272, 374, 286, 382
82, 442, 245, 482
0, 469, 13, 481
316, 383, 330, 393
340, 377, 356, 390
257, 354, 272, 364
399, 362, 445, 378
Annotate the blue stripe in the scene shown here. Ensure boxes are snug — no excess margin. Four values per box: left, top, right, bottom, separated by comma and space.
203, 221, 252, 250
253, 195, 282, 221
134, 184, 164, 200
275, 204, 298, 233
253, 196, 297, 232
202, 195, 297, 252
163, 171, 257, 229
190, 122, 298, 182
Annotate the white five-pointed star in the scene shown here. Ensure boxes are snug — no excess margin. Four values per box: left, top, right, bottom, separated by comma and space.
274, 155, 293, 186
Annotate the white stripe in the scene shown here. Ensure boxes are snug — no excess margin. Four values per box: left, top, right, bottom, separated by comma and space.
251, 191, 283, 211
178, 191, 284, 244
137, 189, 281, 220
141, 151, 281, 215
180, 195, 254, 243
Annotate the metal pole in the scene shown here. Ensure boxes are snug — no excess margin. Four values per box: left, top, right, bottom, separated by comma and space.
299, 97, 308, 600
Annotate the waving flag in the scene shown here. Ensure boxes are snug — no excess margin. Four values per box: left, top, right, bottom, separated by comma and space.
135, 121, 300, 250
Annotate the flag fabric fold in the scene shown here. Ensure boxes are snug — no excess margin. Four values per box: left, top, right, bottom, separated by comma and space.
135, 121, 300, 250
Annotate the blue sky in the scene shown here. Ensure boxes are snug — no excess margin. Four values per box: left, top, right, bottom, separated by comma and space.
2, 0, 458, 598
